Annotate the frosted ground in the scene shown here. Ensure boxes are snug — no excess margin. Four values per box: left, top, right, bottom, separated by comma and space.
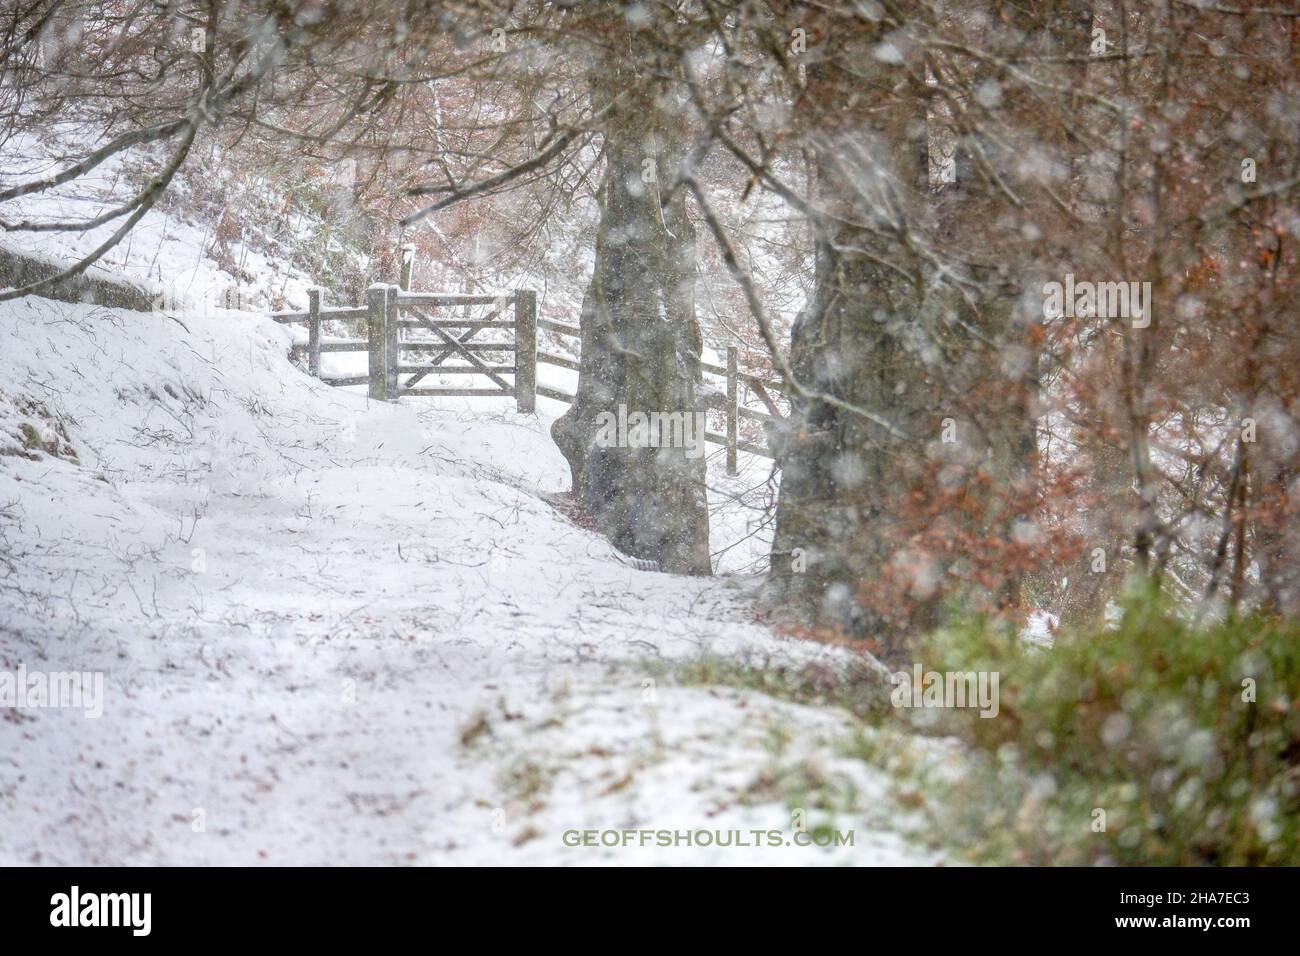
0, 127, 949, 865
0, 293, 947, 865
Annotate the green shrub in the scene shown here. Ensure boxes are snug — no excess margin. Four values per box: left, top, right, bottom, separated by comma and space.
918, 589, 1300, 865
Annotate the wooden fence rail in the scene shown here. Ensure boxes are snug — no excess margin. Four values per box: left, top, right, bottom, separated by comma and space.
273, 281, 783, 474
529, 319, 785, 473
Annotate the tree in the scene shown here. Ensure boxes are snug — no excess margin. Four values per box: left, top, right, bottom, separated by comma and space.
549, 6, 712, 574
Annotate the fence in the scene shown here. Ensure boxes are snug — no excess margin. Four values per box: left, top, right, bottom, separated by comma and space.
272, 276, 783, 474
272, 284, 537, 409
531, 316, 783, 473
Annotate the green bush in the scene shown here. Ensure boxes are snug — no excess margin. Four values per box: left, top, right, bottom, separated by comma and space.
918, 589, 1300, 865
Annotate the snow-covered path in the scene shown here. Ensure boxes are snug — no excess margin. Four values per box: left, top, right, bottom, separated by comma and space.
0, 296, 937, 865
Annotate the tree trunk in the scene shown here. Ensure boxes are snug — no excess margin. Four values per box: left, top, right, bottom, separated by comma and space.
768, 52, 942, 650
551, 83, 711, 576
767, 7, 1076, 653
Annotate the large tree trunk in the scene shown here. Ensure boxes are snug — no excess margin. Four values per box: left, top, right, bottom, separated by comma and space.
551, 84, 711, 576
768, 57, 943, 650
768, 148, 1034, 653
767, 6, 1076, 654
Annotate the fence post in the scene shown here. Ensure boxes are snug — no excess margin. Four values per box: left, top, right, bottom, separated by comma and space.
726, 345, 738, 476
385, 284, 401, 400
399, 244, 416, 291
307, 287, 322, 378
366, 283, 388, 400
513, 289, 537, 413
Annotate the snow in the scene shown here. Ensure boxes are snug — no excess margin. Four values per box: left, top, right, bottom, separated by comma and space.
0, 294, 939, 865
0, 129, 319, 312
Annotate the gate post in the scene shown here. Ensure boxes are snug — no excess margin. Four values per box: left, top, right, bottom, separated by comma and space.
385, 283, 401, 400
513, 289, 537, 413
726, 346, 738, 476
399, 244, 416, 291
307, 286, 322, 378
366, 283, 388, 400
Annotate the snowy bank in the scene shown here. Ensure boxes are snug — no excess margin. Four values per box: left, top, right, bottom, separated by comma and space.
0, 295, 934, 864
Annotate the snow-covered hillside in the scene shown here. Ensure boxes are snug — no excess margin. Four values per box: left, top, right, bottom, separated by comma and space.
0, 294, 938, 865
0, 128, 363, 315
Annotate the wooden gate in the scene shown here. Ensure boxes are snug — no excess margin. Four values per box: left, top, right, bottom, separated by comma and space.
276, 284, 537, 412
274, 278, 785, 473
